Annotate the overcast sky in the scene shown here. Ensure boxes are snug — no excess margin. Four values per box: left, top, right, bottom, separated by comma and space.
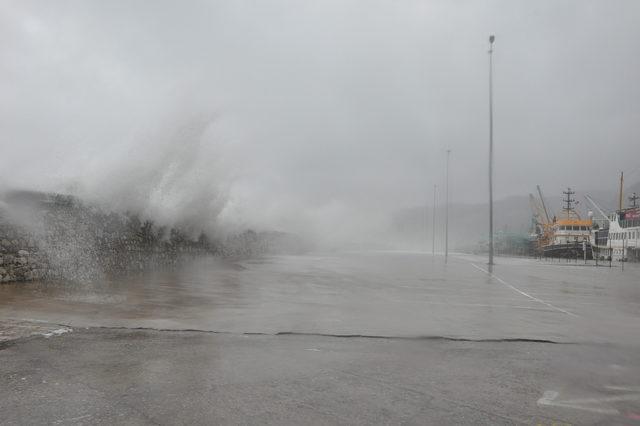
1, 0, 639, 241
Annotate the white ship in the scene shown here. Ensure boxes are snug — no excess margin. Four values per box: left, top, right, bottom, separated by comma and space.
587, 172, 640, 262
603, 192, 640, 261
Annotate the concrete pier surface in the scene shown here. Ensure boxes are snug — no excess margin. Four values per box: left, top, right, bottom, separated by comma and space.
2, 252, 640, 425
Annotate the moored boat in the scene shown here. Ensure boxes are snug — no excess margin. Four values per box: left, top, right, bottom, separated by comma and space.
532, 187, 593, 259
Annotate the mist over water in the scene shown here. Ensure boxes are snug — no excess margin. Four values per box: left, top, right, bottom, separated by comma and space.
1, 1, 639, 249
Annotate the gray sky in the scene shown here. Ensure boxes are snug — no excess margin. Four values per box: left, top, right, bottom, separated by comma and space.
1, 0, 639, 242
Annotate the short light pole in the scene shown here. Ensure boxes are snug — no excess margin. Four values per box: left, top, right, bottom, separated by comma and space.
488, 35, 496, 269
445, 149, 451, 264
432, 184, 437, 256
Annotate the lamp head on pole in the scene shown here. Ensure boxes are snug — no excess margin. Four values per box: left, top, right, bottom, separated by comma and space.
489, 35, 495, 44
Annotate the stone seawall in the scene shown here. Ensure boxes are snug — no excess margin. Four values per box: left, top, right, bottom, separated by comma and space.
0, 225, 50, 282
0, 191, 307, 284
0, 194, 213, 283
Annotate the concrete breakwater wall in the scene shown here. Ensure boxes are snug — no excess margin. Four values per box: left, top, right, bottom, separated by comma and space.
0, 191, 307, 284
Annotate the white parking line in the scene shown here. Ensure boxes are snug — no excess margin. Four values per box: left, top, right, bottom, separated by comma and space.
469, 263, 579, 317
537, 387, 640, 415
537, 390, 619, 415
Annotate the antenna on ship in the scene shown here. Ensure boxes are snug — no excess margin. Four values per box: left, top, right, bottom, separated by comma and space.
630, 192, 639, 208
562, 187, 577, 219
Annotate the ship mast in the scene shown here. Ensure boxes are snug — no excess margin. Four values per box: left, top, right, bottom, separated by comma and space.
618, 172, 624, 211
562, 187, 578, 219
630, 192, 639, 208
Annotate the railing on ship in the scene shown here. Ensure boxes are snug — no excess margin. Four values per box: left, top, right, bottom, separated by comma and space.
620, 218, 640, 228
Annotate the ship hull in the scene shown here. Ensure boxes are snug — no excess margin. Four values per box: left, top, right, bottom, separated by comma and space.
541, 242, 593, 259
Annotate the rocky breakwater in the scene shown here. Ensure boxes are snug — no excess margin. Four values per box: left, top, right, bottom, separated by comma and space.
0, 190, 309, 284
0, 225, 50, 282
0, 190, 218, 283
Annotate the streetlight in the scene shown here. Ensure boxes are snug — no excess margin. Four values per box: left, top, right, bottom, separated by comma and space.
488, 35, 495, 269
432, 184, 437, 256
445, 149, 451, 264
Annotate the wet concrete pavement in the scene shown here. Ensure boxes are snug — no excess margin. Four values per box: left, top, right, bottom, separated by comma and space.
1, 252, 639, 343
1, 252, 640, 424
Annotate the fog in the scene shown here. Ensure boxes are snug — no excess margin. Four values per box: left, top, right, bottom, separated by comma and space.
1, 0, 639, 247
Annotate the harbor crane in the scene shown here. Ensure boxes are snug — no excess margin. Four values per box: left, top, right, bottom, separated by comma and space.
536, 185, 551, 224
584, 195, 611, 222
529, 193, 547, 230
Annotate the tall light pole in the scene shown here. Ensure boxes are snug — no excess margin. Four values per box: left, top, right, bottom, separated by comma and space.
425, 194, 429, 251
445, 149, 451, 264
488, 35, 495, 268
432, 184, 437, 256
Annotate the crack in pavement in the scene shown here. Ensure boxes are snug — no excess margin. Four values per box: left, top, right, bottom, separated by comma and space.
77, 324, 570, 344
0, 319, 573, 345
